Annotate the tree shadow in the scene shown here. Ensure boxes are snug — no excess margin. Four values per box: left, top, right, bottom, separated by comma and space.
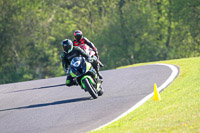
0, 96, 91, 112
6, 84, 66, 93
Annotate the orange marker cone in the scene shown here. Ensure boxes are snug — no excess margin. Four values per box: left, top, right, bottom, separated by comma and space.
154, 83, 161, 101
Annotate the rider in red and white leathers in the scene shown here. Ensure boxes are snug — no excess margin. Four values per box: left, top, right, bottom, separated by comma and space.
72, 30, 103, 79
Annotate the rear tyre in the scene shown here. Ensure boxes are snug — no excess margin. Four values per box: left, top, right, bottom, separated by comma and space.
98, 86, 104, 96
82, 78, 98, 99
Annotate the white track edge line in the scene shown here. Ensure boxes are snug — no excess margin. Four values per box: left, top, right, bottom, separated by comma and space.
92, 63, 179, 131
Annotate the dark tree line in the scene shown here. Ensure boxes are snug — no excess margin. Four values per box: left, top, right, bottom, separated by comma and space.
0, 0, 199, 84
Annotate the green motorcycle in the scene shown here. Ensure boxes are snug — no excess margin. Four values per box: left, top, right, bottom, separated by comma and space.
69, 56, 104, 99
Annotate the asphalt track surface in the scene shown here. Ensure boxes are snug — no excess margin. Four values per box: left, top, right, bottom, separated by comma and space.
0, 64, 179, 133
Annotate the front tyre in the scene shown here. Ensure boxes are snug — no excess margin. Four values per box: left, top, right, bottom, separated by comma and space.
82, 78, 98, 99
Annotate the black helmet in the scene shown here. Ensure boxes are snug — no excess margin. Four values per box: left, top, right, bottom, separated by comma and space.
62, 39, 73, 54
74, 30, 83, 42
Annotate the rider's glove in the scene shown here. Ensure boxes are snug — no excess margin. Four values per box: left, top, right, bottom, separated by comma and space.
64, 68, 69, 74
93, 48, 99, 60
95, 52, 99, 60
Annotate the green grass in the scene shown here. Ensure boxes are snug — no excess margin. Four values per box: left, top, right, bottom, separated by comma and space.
90, 57, 200, 133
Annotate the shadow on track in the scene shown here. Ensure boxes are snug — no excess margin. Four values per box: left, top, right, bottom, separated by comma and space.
6, 84, 66, 93
0, 97, 91, 112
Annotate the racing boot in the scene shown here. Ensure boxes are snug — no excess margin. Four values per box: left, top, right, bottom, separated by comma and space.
72, 79, 78, 86
99, 60, 104, 68
98, 71, 103, 79
66, 79, 78, 86
95, 69, 103, 80
91, 58, 103, 79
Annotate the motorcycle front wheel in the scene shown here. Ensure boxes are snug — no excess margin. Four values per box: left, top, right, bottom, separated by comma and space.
82, 78, 98, 99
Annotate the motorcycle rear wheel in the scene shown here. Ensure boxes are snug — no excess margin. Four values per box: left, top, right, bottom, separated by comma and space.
98, 86, 104, 96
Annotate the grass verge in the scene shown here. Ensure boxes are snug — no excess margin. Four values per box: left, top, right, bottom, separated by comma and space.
90, 57, 200, 133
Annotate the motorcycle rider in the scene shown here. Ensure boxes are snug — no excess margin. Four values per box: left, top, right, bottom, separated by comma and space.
73, 30, 103, 79
73, 30, 98, 58
60, 39, 101, 87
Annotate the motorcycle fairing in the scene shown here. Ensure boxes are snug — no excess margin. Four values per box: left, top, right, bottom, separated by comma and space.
70, 57, 88, 77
